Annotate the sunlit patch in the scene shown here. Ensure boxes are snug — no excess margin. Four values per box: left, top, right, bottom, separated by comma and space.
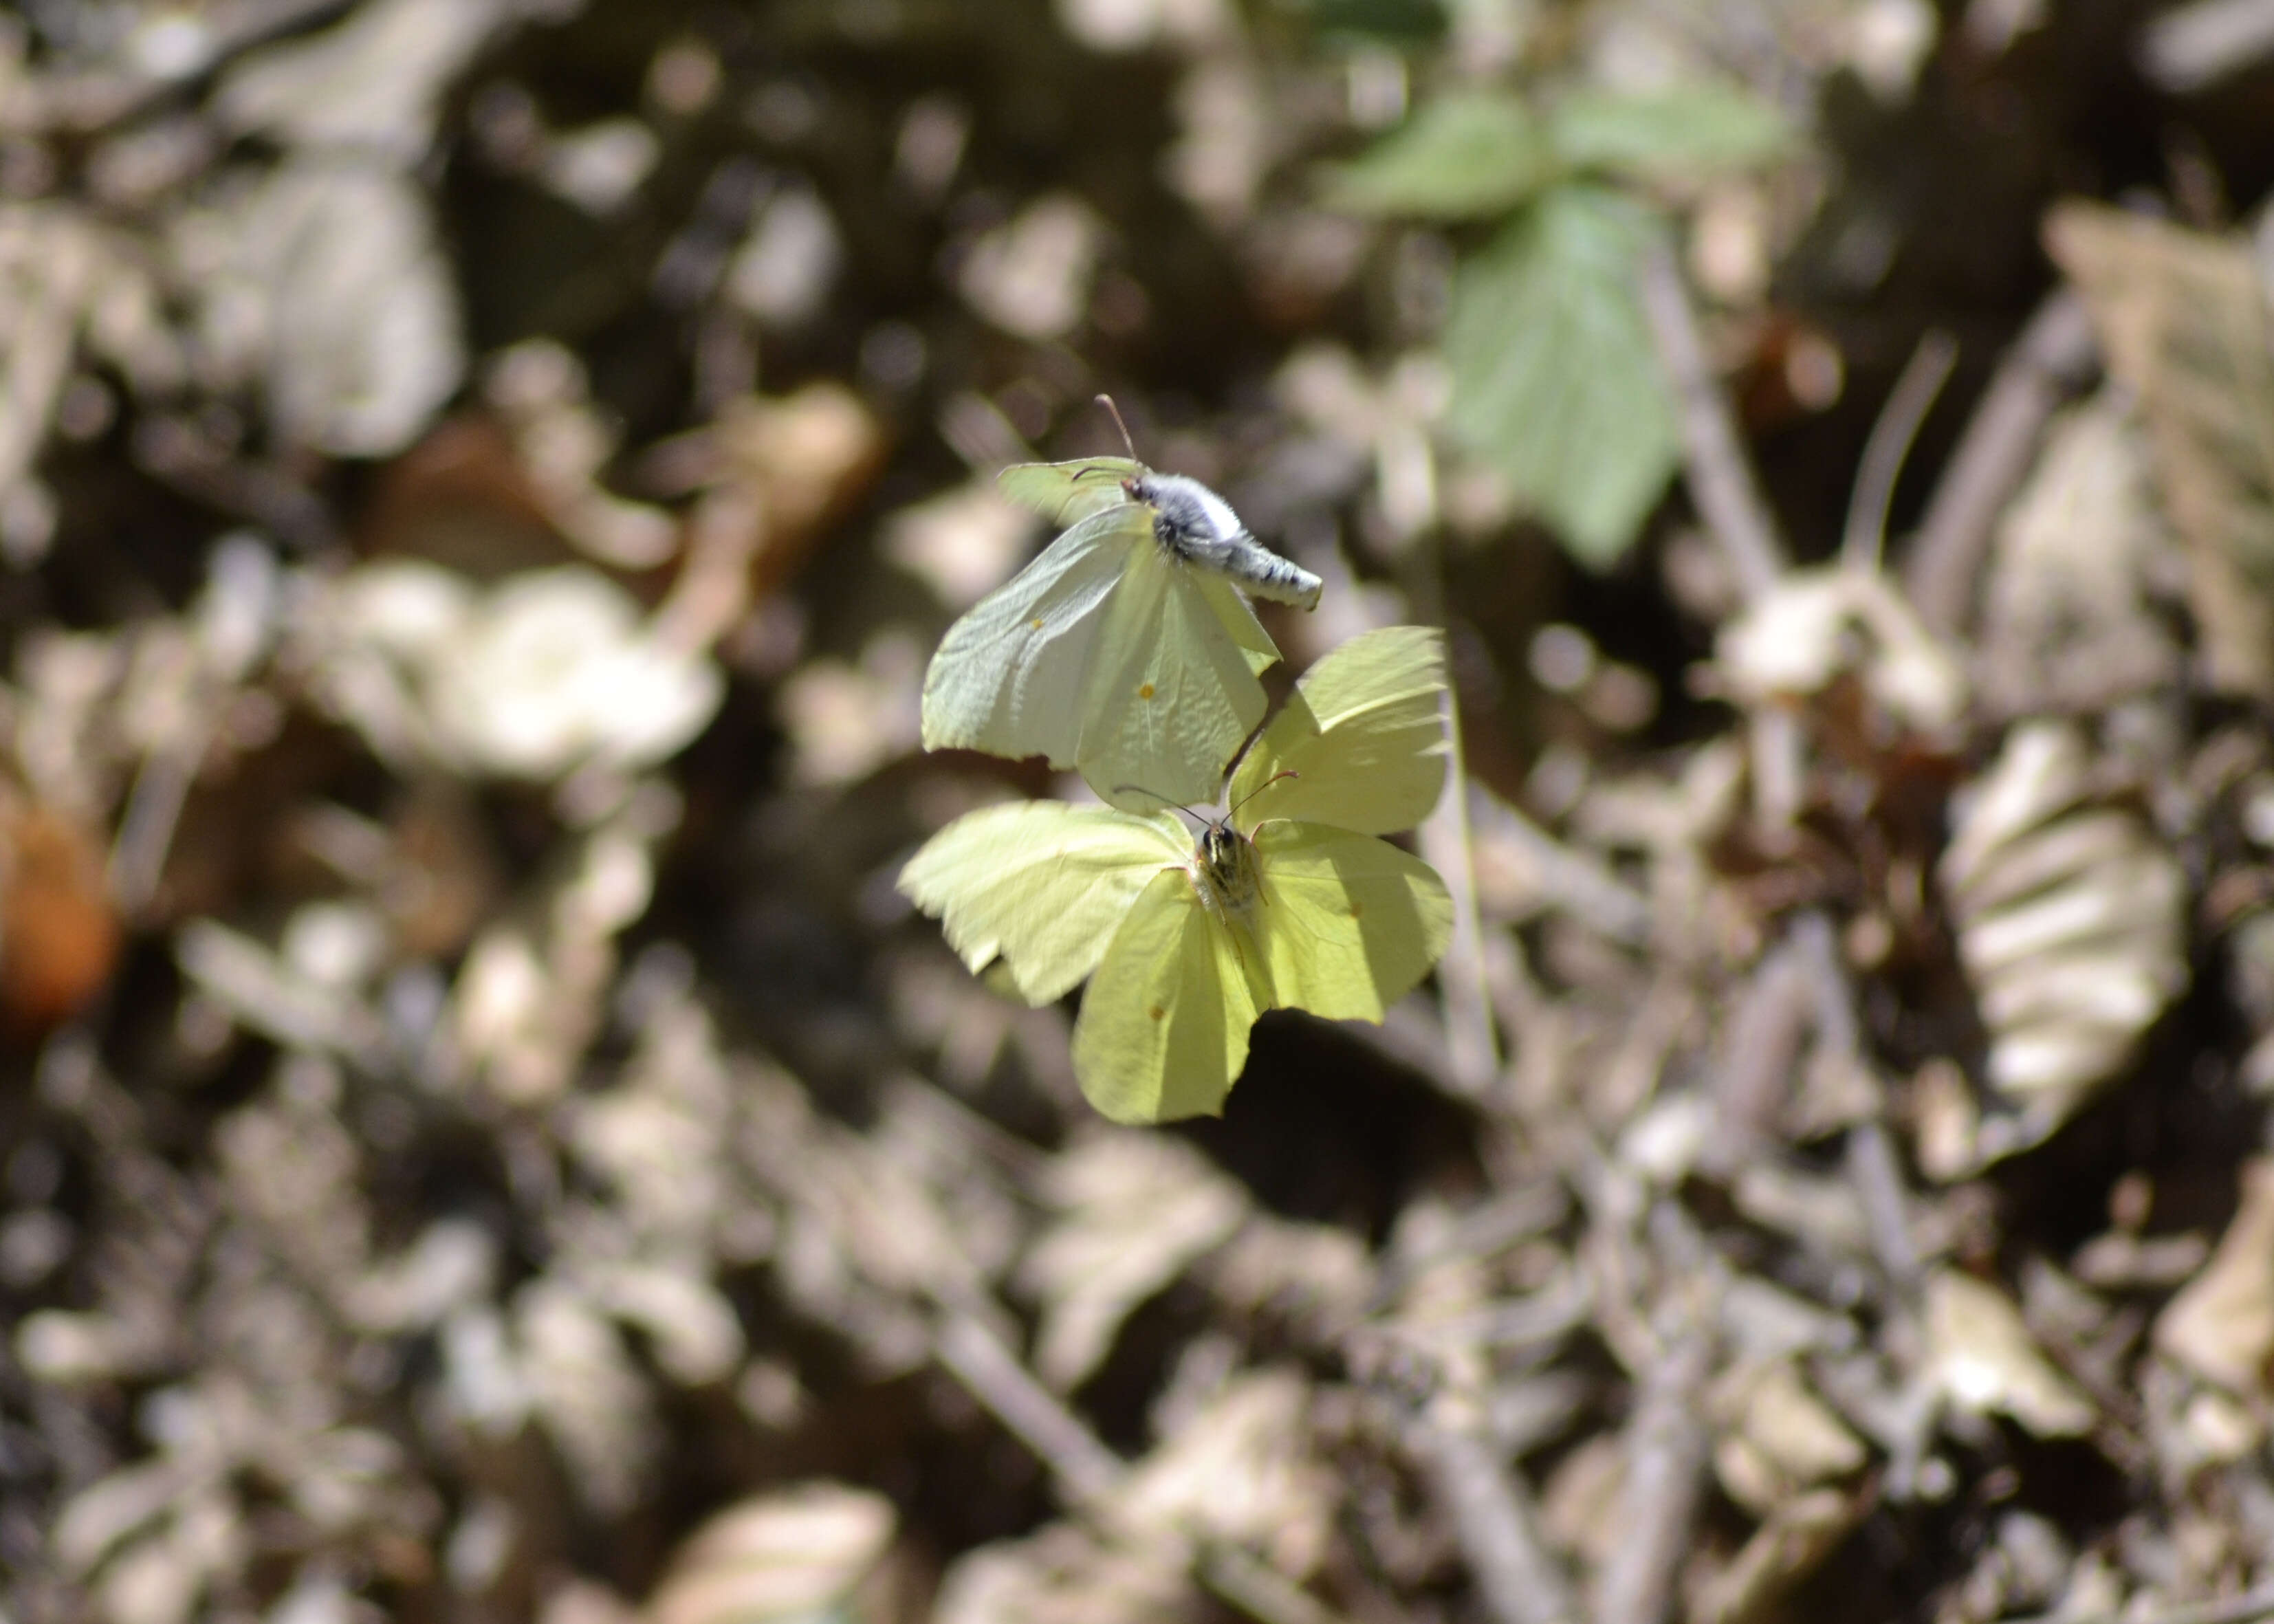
1137, 682, 1156, 699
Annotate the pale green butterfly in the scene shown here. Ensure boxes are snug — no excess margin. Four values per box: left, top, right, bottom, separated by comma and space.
901, 626, 1452, 1123
919, 401, 1322, 811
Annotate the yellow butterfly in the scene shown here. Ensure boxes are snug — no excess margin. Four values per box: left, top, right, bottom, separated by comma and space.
902, 626, 1452, 1122
919, 440, 1321, 811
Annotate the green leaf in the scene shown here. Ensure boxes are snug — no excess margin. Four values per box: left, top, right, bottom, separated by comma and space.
1443, 185, 1679, 564
1319, 92, 1561, 219
1303, 0, 1447, 43
1546, 85, 1793, 179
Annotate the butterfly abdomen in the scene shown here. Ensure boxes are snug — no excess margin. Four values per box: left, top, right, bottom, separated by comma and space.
1130, 472, 1324, 612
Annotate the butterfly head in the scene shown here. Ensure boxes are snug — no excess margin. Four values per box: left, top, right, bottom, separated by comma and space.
1128, 472, 1247, 555
1196, 815, 1262, 912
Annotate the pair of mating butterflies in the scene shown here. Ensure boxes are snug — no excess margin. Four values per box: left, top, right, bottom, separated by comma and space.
902, 437, 1454, 1123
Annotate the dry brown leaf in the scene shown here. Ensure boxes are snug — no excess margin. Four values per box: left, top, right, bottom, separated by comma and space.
1711, 1359, 1870, 1513
1925, 1269, 2095, 1438
1693, 1486, 1869, 1624
1715, 564, 1966, 735
2046, 203, 2274, 699
1976, 390, 2178, 716
2154, 1157, 2274, 1395
932, 1524, 1194, 1624
1935, 721, 2186, 1167
1019, 1132, 1248, 1391
1106, 1369, 1335, 1575
642, 1483, 896, 1624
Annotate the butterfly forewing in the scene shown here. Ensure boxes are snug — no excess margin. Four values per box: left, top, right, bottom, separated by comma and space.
898, 803, 1186, 1005
1232, 626, 1450, 835
919, 506, 1146, 767
996, 457, 1146, 525
1078, 541, 1270, 810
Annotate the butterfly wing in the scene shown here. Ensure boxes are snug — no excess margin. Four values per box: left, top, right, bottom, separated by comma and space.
1076, 540, 1273, 811
899, 802, 1185, 1005
1232, 625, 1448, 835
1250, 822, 1453, 1022
920, 506, 1148, 768
998, 458, 1146, 525
1191, 573, 1281, 679
1072, 866, 1268, 1123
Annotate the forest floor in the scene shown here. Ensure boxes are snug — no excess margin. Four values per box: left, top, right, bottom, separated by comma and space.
9, 3, 2274, 1623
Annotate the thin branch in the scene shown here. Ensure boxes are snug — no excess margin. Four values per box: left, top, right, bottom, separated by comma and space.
1423, 685, 1499, 1095
1903, 289, 2097, 634
930, 1306, 1360, 1624
1409, 1422, 1581, 1624
1637, 232, 1787, 602
1467, 787, 1652, 947
1842, 329, 1958, 573
931, 1310, 1123, 1506
1596, 1331, 1714, 1624
1793, 913, 1923, 1293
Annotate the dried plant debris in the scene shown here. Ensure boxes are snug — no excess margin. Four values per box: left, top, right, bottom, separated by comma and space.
4, 4, 2274, 1624
641, 1484, 898, 1624
1933, 720, 2189, 1170
2046, 202, 2274, 701
1974, 388, 2182, 717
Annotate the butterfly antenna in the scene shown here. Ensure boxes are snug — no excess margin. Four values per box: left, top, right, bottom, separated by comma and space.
1228, 770, 1298, 817
1096, 393, 1139, 461
1111, 782, 1205, 827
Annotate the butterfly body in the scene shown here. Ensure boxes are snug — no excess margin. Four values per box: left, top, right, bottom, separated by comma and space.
1126, 472, 1323, 610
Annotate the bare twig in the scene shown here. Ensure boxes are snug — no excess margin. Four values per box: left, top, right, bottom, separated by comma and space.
930, 1311, 1123, 1506
1410, 1422, 1580, 1624
1904, 289, 2098, 633
1467, 787, 1652, 947
931, 1306, 1359, 1624
1842, 329, 1958, 573
1702, 934, 1814, 1161
1793, 914, 1923, 1293
1637, 233, 1786, 601
1423, 692, 1500, 1095
1596, 1331, 1714, 1624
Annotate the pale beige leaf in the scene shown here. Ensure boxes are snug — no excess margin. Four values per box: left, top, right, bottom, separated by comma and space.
2046, 203, 2274, 699
643, 1484, 895, 1624
1936, 721, 2187, 1163
2155, 1157, 2274, 1394
1020, 1132, 1247, 1391
1925, 1269, 2095, 1437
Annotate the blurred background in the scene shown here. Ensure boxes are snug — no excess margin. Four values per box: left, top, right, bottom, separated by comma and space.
8, 0, 2274, 1621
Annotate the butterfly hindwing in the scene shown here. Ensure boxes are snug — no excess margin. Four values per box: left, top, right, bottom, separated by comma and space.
1072, 866, 1267, 1123
1249, 822, 1454, 1023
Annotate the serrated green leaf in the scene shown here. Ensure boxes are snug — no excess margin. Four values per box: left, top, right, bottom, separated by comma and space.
1319, 91, 1561, 219
1443, 185, 1679, 564
1546, 85, 1793, 179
